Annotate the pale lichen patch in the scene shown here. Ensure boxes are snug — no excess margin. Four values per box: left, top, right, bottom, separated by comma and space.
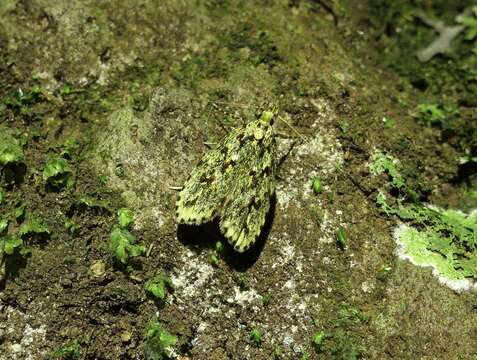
170, 248, 215, 300
0, 304, 47, 360
394, 222, 477, 293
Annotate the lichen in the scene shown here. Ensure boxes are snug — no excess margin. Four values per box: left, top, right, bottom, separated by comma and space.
392, 207, 477, 291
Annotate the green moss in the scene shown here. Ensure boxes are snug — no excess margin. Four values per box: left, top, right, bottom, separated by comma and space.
0, 86, 46, 121
415, 103, 458, 128
1, 234, 22, 255
74, 195, 111, 212
369, 151, 405, 189
457, 7, 477, 41
144, 321, 178, 360
0, 127, 24, 166
51, 340, 81, 360
261, 292, 271, 306
43, 157, 74, 189
329, 330, 362, 360
367, 0, 476, 157
64, 219, 81, 234
249, 327, 263, 346
312, 331, 326, 351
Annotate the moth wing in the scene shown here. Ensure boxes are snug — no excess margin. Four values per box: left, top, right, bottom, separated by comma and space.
218, 119, 277, 252
218, 130, 276, 252
219, 174, 275, 252
176, 147, 227, 224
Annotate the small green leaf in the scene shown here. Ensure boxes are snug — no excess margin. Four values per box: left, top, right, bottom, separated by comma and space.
416, 103, 445, 124
109, 225, 144, 265
64, 219, 81, 234
0, 188, 5, 204
117, 208, 134, 229
250, 327, 263, 346
51, 339, 81, 360
312, 177, 322, 194
145, 321, 178, 359
145, 274, 173, 300
43, 157, 68, 179
0, 219, 8, 233
75, 196, 111, 211
336, 227, 348, 249
128, 243, 146, 257
43, 157, 74, 188
19, 216, 50, 236
215, 241, 224, 253
2, 235, 23, 255
208, 252, 220, 266
261, 292, 271, 306
15, 202, 26, 220
98, 175, 108, 184
312, 331, 326, 350
0, 129, 24, 166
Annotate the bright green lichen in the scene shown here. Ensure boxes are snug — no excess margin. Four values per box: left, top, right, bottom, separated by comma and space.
380, 192, 477, 281
396, 226, 464, 281
399, 207, 477, 278
369, 151, 405, 189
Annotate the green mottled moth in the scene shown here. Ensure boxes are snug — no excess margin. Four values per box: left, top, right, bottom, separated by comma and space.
176, 110, 277, 252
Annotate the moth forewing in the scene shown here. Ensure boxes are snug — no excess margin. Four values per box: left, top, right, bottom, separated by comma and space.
176, 110, 278, 252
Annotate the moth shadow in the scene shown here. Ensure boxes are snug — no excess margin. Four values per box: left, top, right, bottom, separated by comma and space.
176, 195, 276, 272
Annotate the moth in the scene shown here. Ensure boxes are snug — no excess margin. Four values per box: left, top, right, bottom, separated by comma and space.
176, 110, 277, 252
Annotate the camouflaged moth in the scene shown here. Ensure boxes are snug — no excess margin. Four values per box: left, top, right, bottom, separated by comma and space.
176, 110, 277, 252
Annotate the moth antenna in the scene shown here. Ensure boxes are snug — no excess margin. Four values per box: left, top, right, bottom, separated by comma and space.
277, 115, 307, 142
203, 141, 217, 149
206, 99, 306, 141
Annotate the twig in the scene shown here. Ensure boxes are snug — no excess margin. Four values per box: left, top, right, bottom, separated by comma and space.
416, 8, 471, 62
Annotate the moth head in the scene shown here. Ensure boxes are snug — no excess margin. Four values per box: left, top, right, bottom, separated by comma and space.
258, 110, 275, 127
252, 110, 275, 140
